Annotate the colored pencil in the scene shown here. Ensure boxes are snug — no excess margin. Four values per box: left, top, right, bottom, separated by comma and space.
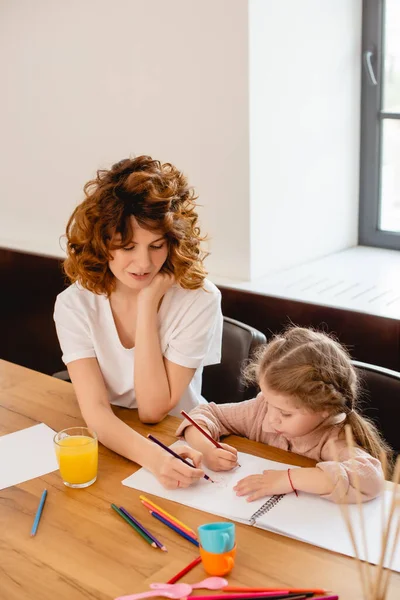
186, 595, 312, 600
111, 504, 156, 548
150, 510, 199, 546
119, 506, 167, 551
167, 555, 202, 584
181, 410, 223, 448
181, 410, 241, 467
30, 489, 47, 537
139, 495, 198, 538
223, 589, 328, 595
142, 500, 197, 538
147, 434, 214, 482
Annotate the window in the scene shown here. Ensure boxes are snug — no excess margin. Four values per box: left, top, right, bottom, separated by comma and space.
359, 0, 400, 249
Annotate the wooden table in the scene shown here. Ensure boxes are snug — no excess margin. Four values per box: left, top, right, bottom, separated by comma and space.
0, 360, 399, 600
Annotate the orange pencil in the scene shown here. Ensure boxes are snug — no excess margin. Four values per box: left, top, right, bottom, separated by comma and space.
139, 495, 198, 538
141, 500, 197, 539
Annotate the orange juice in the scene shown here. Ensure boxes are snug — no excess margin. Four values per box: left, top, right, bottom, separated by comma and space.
55, 434, 98, 487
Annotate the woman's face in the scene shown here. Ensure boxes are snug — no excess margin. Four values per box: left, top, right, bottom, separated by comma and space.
109, 216, 169, 292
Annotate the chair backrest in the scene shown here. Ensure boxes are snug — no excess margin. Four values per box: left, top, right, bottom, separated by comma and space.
352, 360, 400, 456
201, 316, 267, 404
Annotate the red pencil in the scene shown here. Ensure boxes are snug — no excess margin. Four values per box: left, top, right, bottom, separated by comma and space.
181, 410, 223, 448
181, 410, 241, 466
167, 555, 202, 584
223, 589, 328, 595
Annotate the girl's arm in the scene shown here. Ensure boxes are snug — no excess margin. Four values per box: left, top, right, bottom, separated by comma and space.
234, 441, 384, 503
177, 396, 267, 471
314, 440, 384, 502
176, 394, 268, 441
133, 274, 196, 423
67, 357, 204, 488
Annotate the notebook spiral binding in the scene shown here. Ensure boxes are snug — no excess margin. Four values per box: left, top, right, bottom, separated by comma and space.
249, 494, 284, 525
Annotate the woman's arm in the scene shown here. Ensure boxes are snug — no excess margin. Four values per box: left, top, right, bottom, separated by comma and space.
67, 357, 204, 488
133, 274, 196, 423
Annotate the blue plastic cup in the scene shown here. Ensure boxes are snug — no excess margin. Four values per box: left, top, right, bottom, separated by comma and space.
198, 522, 235, 554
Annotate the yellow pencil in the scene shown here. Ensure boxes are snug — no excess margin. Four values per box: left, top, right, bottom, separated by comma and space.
139, 495, 197, 538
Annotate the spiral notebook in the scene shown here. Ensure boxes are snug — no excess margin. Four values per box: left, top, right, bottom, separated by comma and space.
122, 446, 400, 572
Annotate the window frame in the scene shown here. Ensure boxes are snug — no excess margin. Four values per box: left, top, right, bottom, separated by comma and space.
359, 0, 400, 249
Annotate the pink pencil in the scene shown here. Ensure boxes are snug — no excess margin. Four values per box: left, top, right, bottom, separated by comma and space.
187, 596, 338, 600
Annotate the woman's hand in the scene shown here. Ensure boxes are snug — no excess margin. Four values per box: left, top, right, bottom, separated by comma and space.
153, 445, 205, 489
138, 272, 175, 305
233, 469, 292, 501
203, 443, 239, 472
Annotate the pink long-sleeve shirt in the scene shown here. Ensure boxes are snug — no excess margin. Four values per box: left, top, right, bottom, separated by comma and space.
176, 394, 384, 503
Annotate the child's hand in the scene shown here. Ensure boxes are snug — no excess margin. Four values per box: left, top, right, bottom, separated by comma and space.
233, 469, 292, 501
203, 443, 238, 471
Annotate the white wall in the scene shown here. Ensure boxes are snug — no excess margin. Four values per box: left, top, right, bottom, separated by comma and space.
249, 0, 362, 280
0, 0, 250, 278
0, 1, 362, 282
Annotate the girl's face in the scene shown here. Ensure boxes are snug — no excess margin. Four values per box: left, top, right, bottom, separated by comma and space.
260, 380, 330, 438
109, 217, 169, 292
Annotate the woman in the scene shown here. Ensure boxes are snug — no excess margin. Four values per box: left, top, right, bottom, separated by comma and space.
54, 155, 223, 488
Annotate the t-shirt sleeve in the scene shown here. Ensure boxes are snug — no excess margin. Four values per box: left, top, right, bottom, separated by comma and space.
164, 287, 223, 369
53, 292, 96, 365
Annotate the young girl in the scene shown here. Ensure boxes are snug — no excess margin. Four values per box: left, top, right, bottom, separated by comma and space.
177, 327, 391, 503
54, 155, 223, 489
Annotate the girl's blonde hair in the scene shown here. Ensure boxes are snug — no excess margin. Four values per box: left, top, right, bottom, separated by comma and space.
243, 327, 392, 465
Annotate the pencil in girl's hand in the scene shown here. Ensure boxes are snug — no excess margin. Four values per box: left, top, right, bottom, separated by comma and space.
181, 410, 223, 448
181, 410, 241, 467
139, 495, 198, 538
147, 434, 214, 482
119, 506, 167, 551
150, 510, 199, 546
111, 504, 157, 548
30, 489, 47, 537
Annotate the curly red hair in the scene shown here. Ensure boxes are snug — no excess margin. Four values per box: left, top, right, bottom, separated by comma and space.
63, 156, 208, 295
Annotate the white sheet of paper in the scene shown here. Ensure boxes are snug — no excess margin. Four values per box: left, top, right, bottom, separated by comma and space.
0, 423, 58, 490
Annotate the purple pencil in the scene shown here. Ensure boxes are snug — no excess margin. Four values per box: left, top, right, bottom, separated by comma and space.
120, 506, 167, 552
147, 434, 214, 483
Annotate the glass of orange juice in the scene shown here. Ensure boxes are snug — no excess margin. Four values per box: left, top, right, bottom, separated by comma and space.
54, 427, 98, 488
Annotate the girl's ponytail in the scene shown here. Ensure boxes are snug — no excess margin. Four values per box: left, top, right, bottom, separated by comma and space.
346, 411, 393, 471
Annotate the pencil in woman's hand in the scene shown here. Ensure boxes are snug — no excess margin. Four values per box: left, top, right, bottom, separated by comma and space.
147, 434, 214, 482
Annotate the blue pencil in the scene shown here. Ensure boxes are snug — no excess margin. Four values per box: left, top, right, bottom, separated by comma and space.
150, 510, 199, 547
30, 489, 47, 536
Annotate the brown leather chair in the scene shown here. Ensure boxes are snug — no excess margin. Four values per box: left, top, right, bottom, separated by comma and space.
201, 316, 266, 405
352, 360, 400, 456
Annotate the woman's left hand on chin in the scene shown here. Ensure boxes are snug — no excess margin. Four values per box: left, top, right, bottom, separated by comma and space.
139, 272, 175, 304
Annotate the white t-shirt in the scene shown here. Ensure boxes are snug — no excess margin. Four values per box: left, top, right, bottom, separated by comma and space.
53, 279, 223, 416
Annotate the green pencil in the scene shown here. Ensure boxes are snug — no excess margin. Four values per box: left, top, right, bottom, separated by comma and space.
110, 504, 156, 548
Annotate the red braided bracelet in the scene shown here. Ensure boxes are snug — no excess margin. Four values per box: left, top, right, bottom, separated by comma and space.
287, 468, 298, 496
